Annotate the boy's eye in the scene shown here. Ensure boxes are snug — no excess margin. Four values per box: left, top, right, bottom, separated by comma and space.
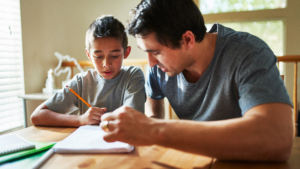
94, 55, 103, 59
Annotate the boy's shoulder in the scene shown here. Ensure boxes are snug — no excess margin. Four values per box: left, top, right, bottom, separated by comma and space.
121, 66, 144, 77
71, 69, 99, 83
73, 67, 143, 82
120, 66, 144, 81
121, 65, 143, 73
73, 69, 97, 78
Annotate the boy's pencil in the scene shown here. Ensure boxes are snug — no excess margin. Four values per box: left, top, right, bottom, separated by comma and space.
66, 85, 91, 107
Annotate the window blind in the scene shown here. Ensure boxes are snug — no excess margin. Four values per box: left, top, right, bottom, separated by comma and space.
0, 0, 24, 133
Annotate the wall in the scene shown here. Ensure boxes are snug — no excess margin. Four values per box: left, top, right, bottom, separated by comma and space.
20, 0, 146, 125
21, 0, 146, 93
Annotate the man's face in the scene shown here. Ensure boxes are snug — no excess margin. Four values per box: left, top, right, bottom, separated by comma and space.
136, 32, 189, 77
86, 37, 130, 79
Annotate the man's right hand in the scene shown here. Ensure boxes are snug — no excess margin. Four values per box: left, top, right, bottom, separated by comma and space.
80, 107, 107, 125
100, 106, 161, 146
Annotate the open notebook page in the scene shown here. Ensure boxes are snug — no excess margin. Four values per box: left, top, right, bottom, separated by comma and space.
53, 126, 134, 153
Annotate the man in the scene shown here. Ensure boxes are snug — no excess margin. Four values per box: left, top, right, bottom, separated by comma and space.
100, 0, 294, 161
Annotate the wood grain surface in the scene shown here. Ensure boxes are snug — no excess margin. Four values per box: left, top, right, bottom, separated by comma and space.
13, 126, 213, 169
10, 126, 300, 169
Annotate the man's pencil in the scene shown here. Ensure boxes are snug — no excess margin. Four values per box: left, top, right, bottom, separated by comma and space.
66, 85, 91, 107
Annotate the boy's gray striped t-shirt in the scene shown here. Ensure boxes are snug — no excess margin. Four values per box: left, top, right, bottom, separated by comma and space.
45, 66, 145, 115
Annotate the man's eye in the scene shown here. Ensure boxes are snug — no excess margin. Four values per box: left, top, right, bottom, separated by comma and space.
153, 52, 160, 56
111, 55, 119, 58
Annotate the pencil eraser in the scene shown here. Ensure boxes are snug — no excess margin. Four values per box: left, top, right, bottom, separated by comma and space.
66, 85, 68, 87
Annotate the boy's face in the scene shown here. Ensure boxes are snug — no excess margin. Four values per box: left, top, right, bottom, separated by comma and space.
86, 37, 130, 79
136, 32, 190, 77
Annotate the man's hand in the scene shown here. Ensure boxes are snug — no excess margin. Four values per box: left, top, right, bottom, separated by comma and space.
80, 107, 107, 125
100, 106, 159, 146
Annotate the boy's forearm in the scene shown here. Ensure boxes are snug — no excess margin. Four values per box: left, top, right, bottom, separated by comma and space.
31, 109, 82, 127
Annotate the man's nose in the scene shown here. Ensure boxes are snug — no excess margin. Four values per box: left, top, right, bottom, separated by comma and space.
147, 53, 159, 68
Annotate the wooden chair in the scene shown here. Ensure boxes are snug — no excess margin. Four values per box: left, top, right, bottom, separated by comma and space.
277, 55, 300, 136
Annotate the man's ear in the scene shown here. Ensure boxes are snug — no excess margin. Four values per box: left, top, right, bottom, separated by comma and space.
182, 31, 195, 50
124, 46, 131, 59
86, 49, 92, 60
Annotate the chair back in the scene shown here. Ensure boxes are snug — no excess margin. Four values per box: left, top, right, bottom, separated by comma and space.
277, 55, 300, 136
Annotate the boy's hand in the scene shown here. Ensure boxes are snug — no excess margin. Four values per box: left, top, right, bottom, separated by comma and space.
100, 106, 158, 146
80, 107, 107, 125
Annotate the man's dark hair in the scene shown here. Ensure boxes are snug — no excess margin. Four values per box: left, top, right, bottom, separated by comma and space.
126, 0, 207, 49
86, 15, 128, 52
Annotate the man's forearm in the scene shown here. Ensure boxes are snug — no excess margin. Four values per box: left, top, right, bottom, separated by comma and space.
145, 96, 165, 118
151, 104, 293, 161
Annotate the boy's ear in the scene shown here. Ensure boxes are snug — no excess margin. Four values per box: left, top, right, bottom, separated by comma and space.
85, 49, 92, 60
182, 31, 195, 50
124, 46, 131, 59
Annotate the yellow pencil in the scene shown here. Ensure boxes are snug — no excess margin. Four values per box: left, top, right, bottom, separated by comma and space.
66, 85, 91, 107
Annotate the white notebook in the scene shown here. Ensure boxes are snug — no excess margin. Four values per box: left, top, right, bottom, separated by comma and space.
53, 126, 134, 153
0, 134, 36, 156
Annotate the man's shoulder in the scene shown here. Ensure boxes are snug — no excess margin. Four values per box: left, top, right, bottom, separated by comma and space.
216, 23, 270, 50
213, 23, 275, 67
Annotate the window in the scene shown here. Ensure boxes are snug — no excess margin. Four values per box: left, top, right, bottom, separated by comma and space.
200, 0, 286, 14
0, 0, 24, 133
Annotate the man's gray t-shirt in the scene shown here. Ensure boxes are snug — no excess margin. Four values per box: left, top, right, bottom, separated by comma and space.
146, 23, 292, 121
45, 66, 145, 114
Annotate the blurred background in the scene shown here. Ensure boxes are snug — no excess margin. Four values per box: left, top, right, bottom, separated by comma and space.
0, 0, 299, 134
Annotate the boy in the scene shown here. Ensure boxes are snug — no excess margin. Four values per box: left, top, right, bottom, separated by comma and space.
31, 15, 145, 127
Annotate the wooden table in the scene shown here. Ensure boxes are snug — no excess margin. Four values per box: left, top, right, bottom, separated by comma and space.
9, 126, 300, 169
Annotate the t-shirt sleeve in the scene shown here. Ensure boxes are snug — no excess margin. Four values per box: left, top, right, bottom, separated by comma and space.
237, 48, 293, 115
145, 65, 165, 100
44, 76, 80, 114
123, 68, 146, 113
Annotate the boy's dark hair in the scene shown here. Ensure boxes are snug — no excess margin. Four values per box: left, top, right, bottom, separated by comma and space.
86, 15, 128, 52
126, 0, 207, 49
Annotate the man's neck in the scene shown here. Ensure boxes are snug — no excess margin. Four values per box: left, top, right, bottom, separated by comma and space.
183, 33, 217, 83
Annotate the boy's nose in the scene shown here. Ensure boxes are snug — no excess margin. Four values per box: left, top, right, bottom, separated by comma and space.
103, 58, 112, 68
